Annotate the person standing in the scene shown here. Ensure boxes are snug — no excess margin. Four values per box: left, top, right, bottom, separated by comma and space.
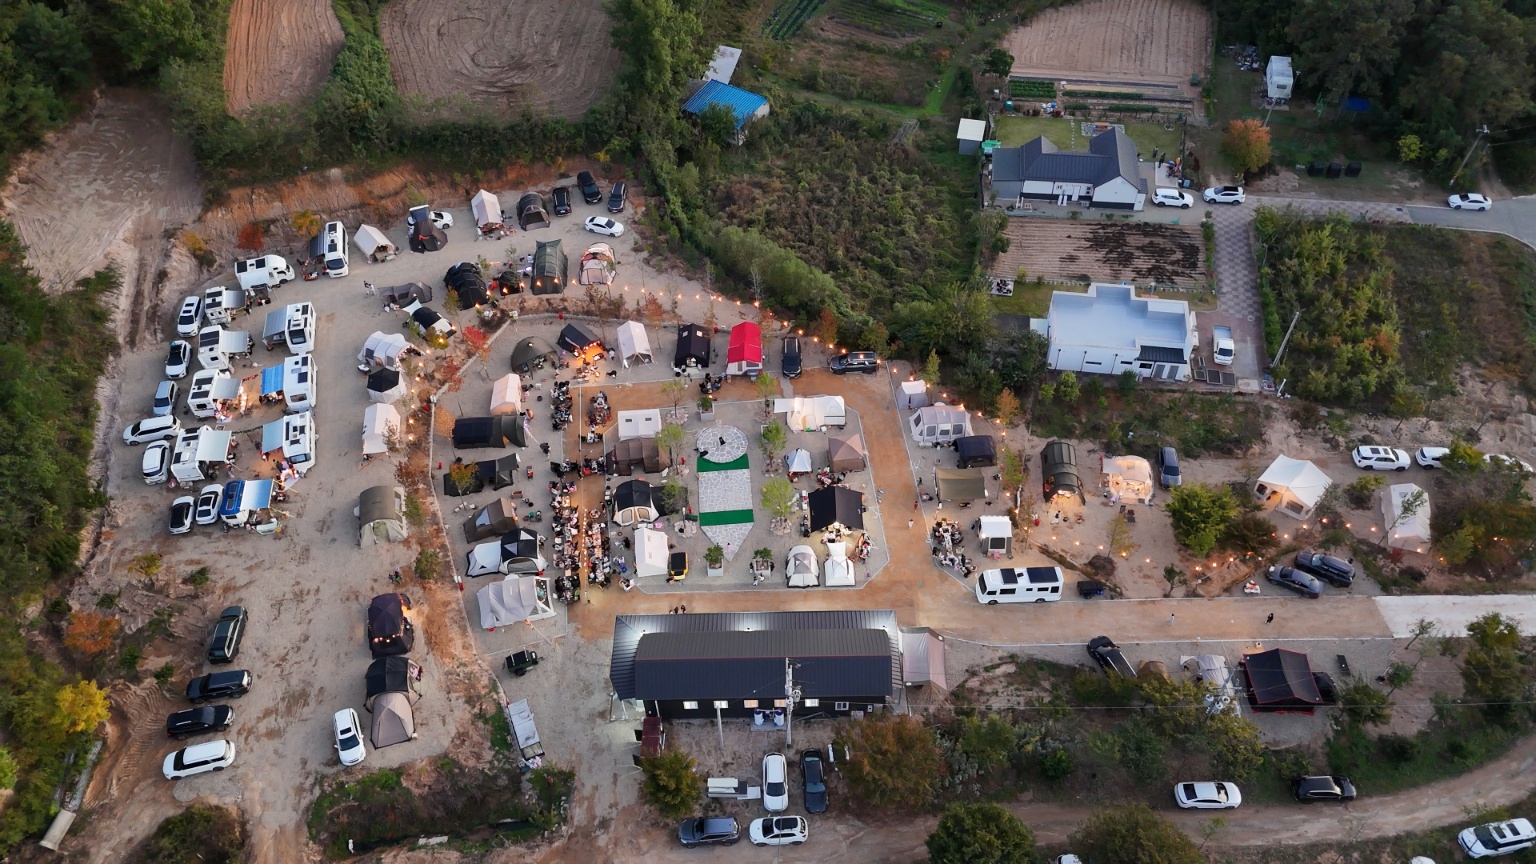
1168, 612, 1175, 626
1266, 612, 1275, 624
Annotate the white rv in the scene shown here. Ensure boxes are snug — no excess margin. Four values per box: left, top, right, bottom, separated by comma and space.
282, 354, 316, 412
201, 285, 248, 325
170, 426, 234, 484
197, 326, 252, 371
322, 221, 349, 277
284, 302, 317, 355
261, 410, 317, 475
975, 567, 1065, 604
187, 369, 240, 418
235, 254, 295, 291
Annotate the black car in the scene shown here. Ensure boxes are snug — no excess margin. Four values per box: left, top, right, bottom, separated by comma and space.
1292, 775, 1356, 802
678, 816, 739, 847
781, 336, 803, 378
166, 706, 234, 739
607, 180, 628, 213
185, 670, 251, 703
1086, 635, 1136, 678
1266, 565, 1323, 598
829, 350, 879, 375
577, 171, 602, 204
1294, 550, 1355, 587
207, 605, 248, 664
801, 748, 828, 814
551, 186, 572, 216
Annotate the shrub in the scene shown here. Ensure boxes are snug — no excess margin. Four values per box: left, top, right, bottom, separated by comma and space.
413, 548, 440, 581
1038, 746, 1074, 781
129, 805, 246, 864
1166, 484, 1238, 557
638, 749, 699, 819
926, 802, 1037, 864
836, 713, 947, 810
1343, 475, 1385, 509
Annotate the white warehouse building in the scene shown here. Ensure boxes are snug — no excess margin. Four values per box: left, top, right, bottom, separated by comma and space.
1031, 283, 1196, 381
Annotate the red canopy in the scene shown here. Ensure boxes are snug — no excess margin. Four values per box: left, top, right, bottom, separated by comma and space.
727, 322, 762, 365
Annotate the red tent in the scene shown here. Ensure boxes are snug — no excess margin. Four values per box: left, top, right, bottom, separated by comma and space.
726, 322, 763, 377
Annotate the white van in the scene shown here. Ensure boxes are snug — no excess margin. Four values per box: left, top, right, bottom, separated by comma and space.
235, 254, 295, 291
322, 221, 349, 278
975, 567, 1065, 604
284, 302, 316, 354
282, 354, 315, 412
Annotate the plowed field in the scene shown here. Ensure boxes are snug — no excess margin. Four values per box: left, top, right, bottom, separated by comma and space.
380, 0, 616, 120
1006, 0, 1209, 96
223, 0, 344, 113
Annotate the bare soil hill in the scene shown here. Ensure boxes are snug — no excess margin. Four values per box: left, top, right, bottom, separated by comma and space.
223, 0, 344, 113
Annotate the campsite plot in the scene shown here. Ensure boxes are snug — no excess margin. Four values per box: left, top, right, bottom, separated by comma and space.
223, 0, 344, 113
1005, 0, 1209, 98
379, 0, 617, 120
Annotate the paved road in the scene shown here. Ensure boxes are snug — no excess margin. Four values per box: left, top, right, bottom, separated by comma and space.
1407, 196, 1536, 250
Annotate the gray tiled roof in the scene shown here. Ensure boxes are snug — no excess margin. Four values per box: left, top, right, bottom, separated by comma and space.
997, 128, 1146, 191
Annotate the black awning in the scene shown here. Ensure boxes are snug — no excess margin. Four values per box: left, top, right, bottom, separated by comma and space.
1137, 345, 1186, 363
808, 486, 864, 532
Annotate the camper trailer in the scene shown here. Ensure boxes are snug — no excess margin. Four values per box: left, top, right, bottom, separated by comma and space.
169, 427, 234, 484
197, 326, 252, 371
235, 255, 295, 291
975, 567, 1065, 604
282, 354, 316, 412
202, 285, 248, 325
262, 411, 317, 475
284, 302, 317, 354
187, 369, 240, 419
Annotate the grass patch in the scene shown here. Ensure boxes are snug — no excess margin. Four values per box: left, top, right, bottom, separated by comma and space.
129, 805, 246, 864
990, 281, 1079, 318
1032, 391, 1269, 459
993, 116, 1185, 162
1325, 709, 1532, 796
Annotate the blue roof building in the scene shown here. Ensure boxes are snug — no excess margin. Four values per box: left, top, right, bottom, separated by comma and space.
682, 80, 770, 139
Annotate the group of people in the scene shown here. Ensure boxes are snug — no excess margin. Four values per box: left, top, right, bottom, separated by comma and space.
931, 517, 977, 577
547, 481, 585, 601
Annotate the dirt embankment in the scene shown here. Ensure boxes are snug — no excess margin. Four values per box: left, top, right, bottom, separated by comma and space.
223, 0, 344, 114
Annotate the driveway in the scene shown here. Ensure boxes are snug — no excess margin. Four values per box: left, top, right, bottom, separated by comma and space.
1408, 197, 1536, 250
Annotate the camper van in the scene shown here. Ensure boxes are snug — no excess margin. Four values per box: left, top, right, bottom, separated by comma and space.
284, 302, 316, 354
975, 567, 1065, 604
202, 285, 248, 325
170, 426, 234, 484
197, 326, 252, 371
262, 411, 317, 475
322, 222, 349, 277
282, 354, 315, 412
235, 255, 295, 291
187, 369, 239, 419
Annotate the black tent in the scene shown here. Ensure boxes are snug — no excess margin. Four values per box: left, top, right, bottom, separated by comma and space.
808, 486, 865, 532
526, 239, 568, 294
1242, 649, 1325, 714
606, 438, 661, 476
408, 206, 447, 253
491, 269, 523, 296
365, 655, 418, 706
674, 323, 711, 369
955, 435, 997, 468
452, 415, 527, 449
463, 498, 518, 543
442, 466, 483, 497
366, 594, 414, 657
557, 323, 601, 354
382, 281, 433, 305
412, 306, 447, 332
368, 368, 401, 395
479, 454, 520, 490
613, 479, 660, 526
1040, 440, 1082, 502
444, 262, 489, 307
499, 528, 544, 574
509, 336, 557, 372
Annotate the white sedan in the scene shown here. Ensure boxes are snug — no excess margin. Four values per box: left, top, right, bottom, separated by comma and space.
1448, 193, 1492, 211
1203, 186, 1246, 204
166, 340, 192, 379
406, 209, 454, 229
334, 708, 367, 766
1174, 781, 1242, 809
584, 216, 625, 237
169, 496, 196, 536
194, 484, 224, 526
762, 752, 788, 812
749, 816, 807, 846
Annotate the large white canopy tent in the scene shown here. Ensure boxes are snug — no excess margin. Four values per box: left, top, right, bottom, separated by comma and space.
616, 321, 653, 367
359, 331, 411, 370
1103, 455, 1155, 503
363, 403, 401, 456
635, 527, 669, 577
774, 395, 845, 431
490, 373, 522, 415
1254, 455, 1334, 520
476, 574, 554, 629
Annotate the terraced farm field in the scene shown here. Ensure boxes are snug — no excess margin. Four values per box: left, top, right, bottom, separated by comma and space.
1006, 0, 1209, 101
223, 0, 344, 113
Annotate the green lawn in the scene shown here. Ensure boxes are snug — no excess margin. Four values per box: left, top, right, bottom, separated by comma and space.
993, 115, 1187, 162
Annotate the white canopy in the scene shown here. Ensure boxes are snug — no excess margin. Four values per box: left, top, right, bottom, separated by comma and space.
1255, 455, 1334, 520
978, 515, 1011, 540
471, 189, 503, 229
616, 321, 652, 367
1382, 483, 1431, 551
476, 575, 553, 628
359, 331, 411, 370
1103, 455, 1154, 503
362, 403, 401, 456
635, 527, 669, 577
823, 541, 855, 587
775, 395, 846, 431
616, 409, 662, 441
785, 448, 813, 474
786, 545, 819, 588
910, 404, 973, 444
490, 373, 522, 415
900, 379, 930, 409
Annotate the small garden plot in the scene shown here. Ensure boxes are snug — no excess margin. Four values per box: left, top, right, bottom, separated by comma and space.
825, 0, 946, 38
781, 36, 943, 106
763, 0, 825, 40
1009, 78, 1057, 99
994, 220, 1203, 287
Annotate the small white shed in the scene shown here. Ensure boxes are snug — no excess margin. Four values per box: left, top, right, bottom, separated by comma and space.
957, 118, 987, 155
490, 373, 522, 415
1266, 56, 1294, 101
616, 409, 662, 441
635, 527, 669, 577
616, 321, 653, 367
1254, 455, 1333, 520
899, 379, 930, 409
978, 515, 1012, 558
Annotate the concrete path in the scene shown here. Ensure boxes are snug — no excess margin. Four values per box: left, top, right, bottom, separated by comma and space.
1408, 196, 1536, 250
1375, 595, 1536, 638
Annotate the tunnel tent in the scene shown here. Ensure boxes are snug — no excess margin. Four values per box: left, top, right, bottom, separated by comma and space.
1040, 440, 1082, 502
359, 331, 412, 370
909, 404, 973, 445
525, 239, 567, 294
357, 485, 408, 545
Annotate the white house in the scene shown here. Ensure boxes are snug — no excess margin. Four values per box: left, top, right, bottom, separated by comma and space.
1031, 283, 1196, 381
988, 128, 1149, 210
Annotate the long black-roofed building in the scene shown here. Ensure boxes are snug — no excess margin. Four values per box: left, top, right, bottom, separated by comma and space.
610, 610, 902, 719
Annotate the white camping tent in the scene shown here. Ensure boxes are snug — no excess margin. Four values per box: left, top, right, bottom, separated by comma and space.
471, 189, 504, 234
354, 224, 397, 262
823, 541, 855, 586
1103, 455, 1155, 504
356, 486, 408, 546
910, 404, 973, 445
900, 379, 930, 409
978, 515, 1012, 557
616, 321, 653, 367
359, 331, 411, 370
786, 545, 819, 588
635, 527, 669, 577
1254, 455, 1334, 520
774, 395, 846, 431
579, 243, 618, 286
490, 373, 522, 415
616, 409, 662, 440
1382, 483, 1431, 552
363, 403, 401, 456
785, 448, 813, 474
477, 574, 553, 628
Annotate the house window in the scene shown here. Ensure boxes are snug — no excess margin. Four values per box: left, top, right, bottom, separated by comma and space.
1085, 360, 1102, 366
774, 699, 786, 707
713, 700, 729, 709
803, 699, 819, 707
742, 700, 759, 708
834, 701, 850, 711
682, 701, 699, 710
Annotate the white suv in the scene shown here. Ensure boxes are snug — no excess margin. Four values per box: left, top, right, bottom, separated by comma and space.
1203, 186, 1246, 204
1152, 188, 1194, 208
163, 739, 236, 779
1460, 818, 1536, 858
1351, 445, 1410, 471
123, 415, 183, 445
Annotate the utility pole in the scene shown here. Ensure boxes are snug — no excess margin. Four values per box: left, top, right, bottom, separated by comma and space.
1271, 309, 1302, 368
784, 659, 801, 747
1448, 125, 1490, 188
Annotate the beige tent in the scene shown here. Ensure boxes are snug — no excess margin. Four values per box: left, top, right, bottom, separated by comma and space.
1254, 455, 1333, 520
369, 691, 417, 748
1103, 455, 1154, 503
827, 433, 866, 472
935, 467, 988, 502
362, 403, 401, 456
356, 485, 408, 546
490, 373, 522, 415
1382, 483, 1431, 552
635, 527, 669, 577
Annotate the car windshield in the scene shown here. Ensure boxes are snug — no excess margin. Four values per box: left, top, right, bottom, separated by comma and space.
338, 731, 360, 750
766, 780, 784, 796
1475, 825, 1502, 847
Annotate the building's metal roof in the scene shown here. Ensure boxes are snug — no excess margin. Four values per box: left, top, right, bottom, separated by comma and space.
994, 128, 1147, 192
683, 80, 769, 129
610, 611, 901, 701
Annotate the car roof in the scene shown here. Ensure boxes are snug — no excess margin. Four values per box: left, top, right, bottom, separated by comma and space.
181, 739, 229, 759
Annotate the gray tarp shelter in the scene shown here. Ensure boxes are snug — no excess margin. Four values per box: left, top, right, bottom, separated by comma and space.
613, 479, 659, 526
955, 435, 997, 468
517, 192, 550, 231
606, 438, 661, 476
935, 467, 988, 502
1040, 440, 1082, 502
381, 282, 433, 305
369, 691, 417, 748
899, 626, 948, 689
463, 498, 519, 543
1243, 648, 1325, 714
509, 336, 557, 372
357, 485, 408, 546
827, 434, 866, 472
452, 415, 527, 449
526, 240, 568, 294
808, 486, 864, 532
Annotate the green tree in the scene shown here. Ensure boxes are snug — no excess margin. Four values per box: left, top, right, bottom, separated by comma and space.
661, 377, 690, 417
129, 804, 246, 864
761, 476, 797, 520
1339, 680, 1393, 726
0, 746, 16, 792
608, 0, 709, 126
920, 349, 942, 385
638, 749, 700, 819
1165, 484, 1238, 557
1204, 710, 1265, 781
655, 422, 687, 465
1462, 612, 1529, 724
1286, 0, 1414, 108
1222, 118, 1272, 175
753, 372, 779, 416
108, 0, 216, 74
760, 420, 786, 462
1070, 802, 1203, 864
1219, 512, 1278, 558
1136, 677, 1211, 737
836, 713, 947, 810
661, 473, 688, 513
1397, 133, 1423, 163
53, 680, 109, 734
926, 802, 1038, 864
1054, 371, 1079, 404
982, 48, 1015, 77
956, 714, 1014, 773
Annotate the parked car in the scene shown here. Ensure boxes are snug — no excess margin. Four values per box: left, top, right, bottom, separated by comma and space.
334, 708, 367, 766
1416, 446, 1449, 468
1266, 565, 1322, 598
801, 748, 828, 814
829, 351, 880, 375
551, 186, 572, 216
584, 216, 625, 237
166, 706, 233, 739
1448, 193, 1493, 211
405, 209, 453, 229
206, 606, 247, 664
1175, 781, 1242, 809
781, 336, 803, 378
163, 739, 236, 779
176, 295, 205, 337
1460, 818, 1536, 858
1294, 550, 1354, 587
1152, 188, 1194, 208
749, 816, 808, 846
166, 340, 192, 379
1351, 445, 1411, 471
762, 752, 788, 812
1203, 186, 1245, 204
169, 496, 195, 536
1087, 635, 1136, 678
185, 670, 251, 703
607, 179, 628, 213
1157, 446, 1181, 488
193, 484, 223, 525
142, 440, 171, 485
678, 816, 740, 847
1485, 453, 1534, 473
1291, 775, 1356, 802
124, 415, 183, 445
577, 171, 602, 204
